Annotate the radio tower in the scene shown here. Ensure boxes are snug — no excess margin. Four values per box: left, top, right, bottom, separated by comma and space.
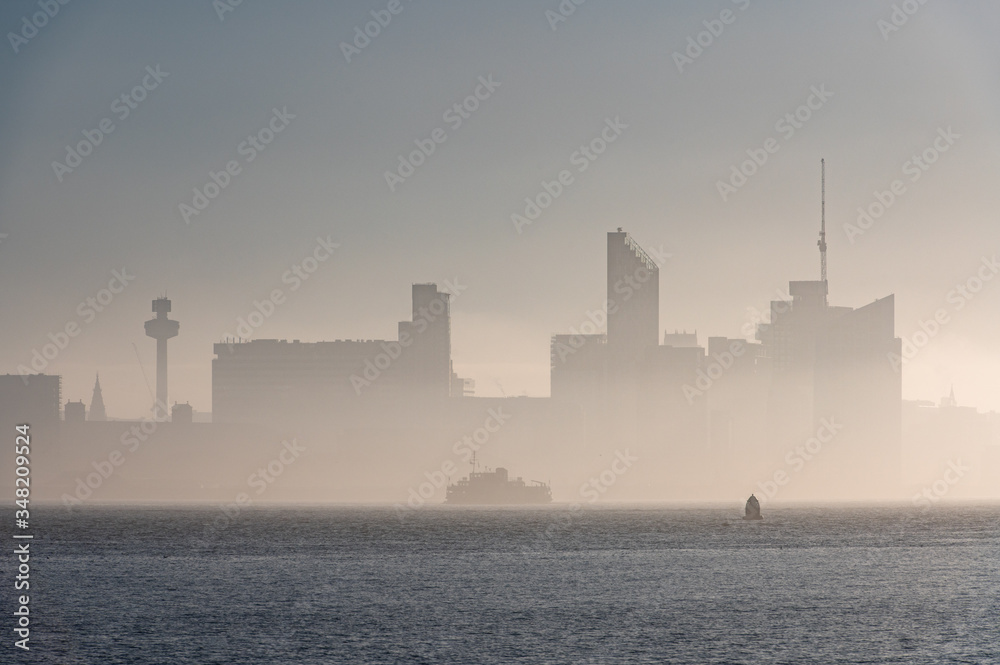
818, 158, 827, 284
144, 297, 179, 408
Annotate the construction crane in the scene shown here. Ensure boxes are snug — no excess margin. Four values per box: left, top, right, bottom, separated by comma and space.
818, 158, 827, 284
132, 342, 156, 410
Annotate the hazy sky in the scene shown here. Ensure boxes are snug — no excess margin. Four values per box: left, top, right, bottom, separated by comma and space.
2, 0, 998, 418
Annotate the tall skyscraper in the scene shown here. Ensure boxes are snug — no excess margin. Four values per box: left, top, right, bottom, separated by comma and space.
89, 373, 107, 421
813, 295, 902, 494
607, 229, 659, 360
397, 283, 452, 397
756, 281, 902, 497
551, 229, 661, 414
0, 374, 61, 425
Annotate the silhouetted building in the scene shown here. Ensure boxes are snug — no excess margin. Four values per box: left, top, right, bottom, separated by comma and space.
757, 281, 837, 442
0, 374, 61, 424
550, 333, 607, 403
171, 402, 193, 423
546, 230, 664, 460
451, 372, 475, 398
637, 344, 706, 447
902, 389, 997, 496
663, 330, 699, 348
212, 283, 455, 423
145, 297, 179, 408
213, 338, 394, 423
64, 399, 86, 423
544, 226, 904, 499
397, 284, 452, 397
607, 228, 659, 360
757, 281, 902, 497
89, 373, 107, 421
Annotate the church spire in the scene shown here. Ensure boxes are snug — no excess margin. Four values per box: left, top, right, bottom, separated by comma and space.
89, 373, 107, 421
940, 384, 957, 408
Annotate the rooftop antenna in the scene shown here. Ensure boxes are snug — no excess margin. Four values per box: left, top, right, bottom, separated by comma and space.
818, 158, 827, 284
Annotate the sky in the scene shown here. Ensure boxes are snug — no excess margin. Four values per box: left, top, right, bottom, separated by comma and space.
1, 0, 999, 418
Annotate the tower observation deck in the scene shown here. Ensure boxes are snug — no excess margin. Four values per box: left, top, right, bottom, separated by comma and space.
144, 297, 179, 407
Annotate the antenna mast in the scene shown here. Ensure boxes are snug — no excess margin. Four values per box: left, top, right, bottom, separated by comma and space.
818, 158, 827, 283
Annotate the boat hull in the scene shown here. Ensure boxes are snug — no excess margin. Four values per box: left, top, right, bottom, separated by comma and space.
446, 487, 552, 505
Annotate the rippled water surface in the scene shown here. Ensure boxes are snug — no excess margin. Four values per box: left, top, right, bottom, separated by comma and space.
6, 504, 999, 664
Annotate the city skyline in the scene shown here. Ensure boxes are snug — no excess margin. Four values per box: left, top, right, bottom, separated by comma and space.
1, 1, 999, 419
11, 215, 990, 422
3, 4, 997, 662
7, 226, 994, 505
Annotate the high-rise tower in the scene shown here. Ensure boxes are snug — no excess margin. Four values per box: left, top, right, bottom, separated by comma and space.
607, 229, 659, 359
144, 297, 179, 407
398, 283, 452, 397
89, 373, 107, 421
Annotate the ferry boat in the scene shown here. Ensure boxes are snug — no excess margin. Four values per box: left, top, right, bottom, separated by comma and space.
446, 454, 552, 505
